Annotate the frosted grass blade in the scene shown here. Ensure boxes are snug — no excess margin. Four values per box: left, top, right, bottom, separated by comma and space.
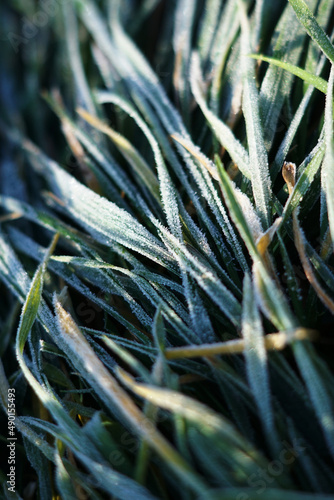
293, 342, 334, 460
62, 1, 96, 115
190, 53, 250, 179
322, 65, 334, 246
281, 140, 325, 225
258, 0, 317, 150
197, 0, 221, 64
92, 93, 183, 239
239, 3, 272, 229
160, 227, 242, 327
252, 54, 328, 95
217, 157, 296, 330
242, 275, 278, 454
173, 0, 196, 125
54, 299, 208, 495
288, 0, 334, 64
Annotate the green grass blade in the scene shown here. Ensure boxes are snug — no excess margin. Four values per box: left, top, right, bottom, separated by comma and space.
250, 54, 328, 95
54, 299, 208, 495
190, 52, 251, 179
281, 139, 325, 225
15, 234, 58, 352
92, 93, 183, 239
239, 3, 272, 229
258, 0, 313, 150
288, 0, 334, 64
216, 157, 296, 330
293, 342, 334, 459
173, 0, 196, 125
160, 227, 242, 328
116, 367, 267, 467
322, 65, 334, 246
242, 275, 278, 455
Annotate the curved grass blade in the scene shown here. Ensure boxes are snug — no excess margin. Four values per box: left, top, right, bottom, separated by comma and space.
55, 443, 77, 500
190, 52, 251, 179
77, 102, 183, 240
116, 366, 267, 466
54, 299, 208, 495
172, 0, 196, 126
160, 227, 242, 327
15, 234, 59, 352
7, 229, 153, 342
280, 140, 325, 225
250, 54, 328, 95
62, 1, 96, 115
272, 84, 314, 181
6, 233, 162, 498
24, 143, 174, 269
77, 108, 160, 203
23, 417, 157, 500
197, 0, 222, 65
209, 0, 242, 115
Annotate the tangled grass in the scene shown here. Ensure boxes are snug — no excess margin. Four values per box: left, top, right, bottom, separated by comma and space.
0, 0, 334, 498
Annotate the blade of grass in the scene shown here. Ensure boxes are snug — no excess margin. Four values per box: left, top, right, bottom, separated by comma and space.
288, 0, 334, 64
190, 52, 251, 179
242, 274, 279, 455
239, 1, 272, 229
54, 298, 208, 495
322, 65, 334, 246
250, 54, 328, 95
116, 366, 267, 467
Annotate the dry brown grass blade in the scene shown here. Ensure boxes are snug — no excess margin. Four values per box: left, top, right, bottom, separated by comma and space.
164, 328, 317, 359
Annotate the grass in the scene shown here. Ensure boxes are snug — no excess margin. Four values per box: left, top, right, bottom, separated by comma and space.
0, 0, 334, 498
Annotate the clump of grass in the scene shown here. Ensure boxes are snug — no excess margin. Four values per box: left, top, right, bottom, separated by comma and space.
0, 0, 334, 498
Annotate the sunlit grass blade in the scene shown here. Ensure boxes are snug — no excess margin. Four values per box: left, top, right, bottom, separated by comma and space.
116, 366, 267, 467
62, 0, 96, 116
209, 0, 241, 115
322, 65, 334, 246
250, 54, 328, 95
15, 233, 59, 352
55, 443, 78, 500
164, 328, 315, 359
54, 299, 208, 495
197, 0, 221, 65
2, 0, 334, 496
